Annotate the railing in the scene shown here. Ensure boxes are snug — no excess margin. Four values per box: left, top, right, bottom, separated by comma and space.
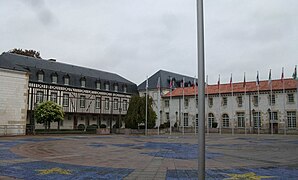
0, 125, 26, 136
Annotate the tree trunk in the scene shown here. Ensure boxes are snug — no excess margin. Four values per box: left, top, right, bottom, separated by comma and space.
57, 121, 60, 130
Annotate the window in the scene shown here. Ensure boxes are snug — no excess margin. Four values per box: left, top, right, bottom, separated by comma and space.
51, 74, 58, 84
50, 92, 57, 103
36, 91, 43, 103
222, 97, 227, 106
196, 114, 198, 127
196, 97, 198, 108
287, 111, 296, 128
269, 94, 276, 105
237, 96, 243, 107
123, 100, 128, 111
37, 72, 44, 82
166, 112, 169, 121
253, 96, 259, 107
208, 113, 215, 128
222, 114, 229, 127
105, 83, 110, 91
208, 97, 213, 107
63, 94, 69, 107
287, 94, 294, 103
165, 100, 169, 107
96, 82, 101, 90
184, 113, 188, 126
80, 95, 86, 108
114, 84, 118, 92
123, 86, 127, 93
105, 98, 109, 110
184, 99, 189, 108
113, 99, 119, 110
253, 111, 261, 128
269, 111, 278, 121
95, 97, 101, 109
64, 76, 70, 85
81, 78, 86, 87
237, 112, 245, 128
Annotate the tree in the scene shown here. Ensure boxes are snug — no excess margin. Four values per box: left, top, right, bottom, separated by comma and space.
34, 101, 64, 130
8, 48, 42, 59
125, 95, 157, 129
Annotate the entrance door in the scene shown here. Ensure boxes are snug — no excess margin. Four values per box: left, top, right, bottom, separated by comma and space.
273, 123, 278, 134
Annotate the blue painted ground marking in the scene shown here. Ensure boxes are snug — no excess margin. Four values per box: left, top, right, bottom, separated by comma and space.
111, 144, 135, 147
166, 167, 298, 180
142, 142, 222, 160
87, 143, 106, 148
0, 161, 133, 180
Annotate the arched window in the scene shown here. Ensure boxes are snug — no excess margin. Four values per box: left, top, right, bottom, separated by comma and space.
80, 77, 86, 87
222, 114, 229, 127
208, 113, 215, 128
114, 83, 118, 92
51, 73, 58, 84
63, 74, 70, 85
96, 80, 101, 90
105, 81, 110, 91
37, 70, 44, 82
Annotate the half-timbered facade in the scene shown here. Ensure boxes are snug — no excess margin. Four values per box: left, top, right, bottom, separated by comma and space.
0, 52, 137, 131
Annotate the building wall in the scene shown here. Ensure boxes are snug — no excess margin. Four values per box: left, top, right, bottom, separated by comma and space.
0, 68, 29, 135
28, 82, 131, 130
147, 89, 297, 134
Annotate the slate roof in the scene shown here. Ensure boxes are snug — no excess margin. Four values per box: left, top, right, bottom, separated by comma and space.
0, 52, 137, 94
165, 78, 297, 97
138, 69, 196, 91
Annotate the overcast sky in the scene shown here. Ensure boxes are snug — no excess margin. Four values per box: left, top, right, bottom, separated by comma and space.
0, 0, 297, 85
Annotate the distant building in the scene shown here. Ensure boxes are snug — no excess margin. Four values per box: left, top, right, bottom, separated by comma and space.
140, 70, 298, 134
0, 52, 137, 134
138, 70, 197, 126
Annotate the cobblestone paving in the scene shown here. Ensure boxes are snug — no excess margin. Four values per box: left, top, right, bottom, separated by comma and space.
0, 134, 297, 179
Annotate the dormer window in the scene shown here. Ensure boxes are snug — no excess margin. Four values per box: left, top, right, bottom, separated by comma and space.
80, 77, 86, 87
96, 81, 101, 90
51, 73, 58, 84
105, 82, 110, 91
37, 71, 44, 82
114, 84, 118, 92
64, 75, 70, 85
123, 85, 127, 93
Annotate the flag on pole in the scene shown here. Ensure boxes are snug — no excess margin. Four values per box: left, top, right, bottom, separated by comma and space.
268, 69, 272, 87
146, 77, 149, 89
229, 73, 233, 87
193, 78, 196, 89
256, 71, 260, 86
243, 72, 246, 88
293, 65, 297, 80
281, 67, 284, 83
169, 78, 173, 89
156, 77, 160, 89
217, 74, 220, 90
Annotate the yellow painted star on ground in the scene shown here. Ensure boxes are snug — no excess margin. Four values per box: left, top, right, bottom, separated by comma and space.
225, 172, 275, 180
37, 167, 72, 175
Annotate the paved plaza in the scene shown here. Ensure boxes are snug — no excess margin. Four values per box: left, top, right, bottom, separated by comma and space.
0, 134, 298, 179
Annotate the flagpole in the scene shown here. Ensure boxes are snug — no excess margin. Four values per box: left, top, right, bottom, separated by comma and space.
170, 77, 172, 135
244, 72, 247, 135
145, 76, 148, 136
194, 78, 197, 135
218, 74, 221, 135
197, 0, 205, 178
257, 71, 260, 135
282, 68, 286, 135
206, 75, 209, 135
183, 78, 185, 135
270, 69, 273, 135
231, 73, 234, 135
157, 77, 161, 135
